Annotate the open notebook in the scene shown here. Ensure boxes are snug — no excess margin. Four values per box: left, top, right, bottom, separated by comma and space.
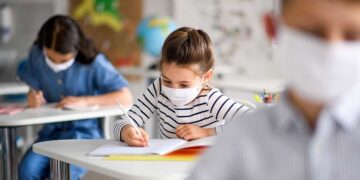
89, 136, 216, 156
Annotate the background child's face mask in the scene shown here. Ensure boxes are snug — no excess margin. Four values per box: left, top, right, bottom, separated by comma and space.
276, 25, 360, 104
44, 50, 75, 73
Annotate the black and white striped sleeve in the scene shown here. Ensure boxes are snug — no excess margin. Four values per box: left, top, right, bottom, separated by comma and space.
113, 79, 160, 141
207, 90, 252, 134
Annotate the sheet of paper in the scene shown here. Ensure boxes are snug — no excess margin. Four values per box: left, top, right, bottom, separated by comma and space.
23, 104, 59, 112
88, 139, 187, 156
178, 136, 216, 149
104, 154, 197, 161
62, 104, 100, 111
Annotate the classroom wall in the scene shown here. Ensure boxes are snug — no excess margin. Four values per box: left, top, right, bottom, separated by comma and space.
144, 0, 172, 17
0, 0, 67, 82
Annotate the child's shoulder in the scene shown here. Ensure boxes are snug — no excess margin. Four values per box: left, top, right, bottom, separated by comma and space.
200, 85, 221, 97
146, 77, 162, 97
28, 45, 44, 59
91, 53, 108, 65
89, 53, 117, 70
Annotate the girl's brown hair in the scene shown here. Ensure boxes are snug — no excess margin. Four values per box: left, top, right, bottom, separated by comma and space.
34, 15, 99, 64
160, 27, 214, 74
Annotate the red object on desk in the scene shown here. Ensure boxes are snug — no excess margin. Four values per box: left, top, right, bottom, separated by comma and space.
165, 146, 208, 157
0, 106, 24, 115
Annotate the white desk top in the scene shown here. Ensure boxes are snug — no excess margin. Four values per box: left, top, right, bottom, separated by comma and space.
33, 140, 194, 180
0, 104, 123, 127
0, 83, 29, 96
213, 77, 285, 93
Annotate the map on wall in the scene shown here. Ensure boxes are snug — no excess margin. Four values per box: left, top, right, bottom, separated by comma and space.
174, 0, 279, 79
70, 0, 142, 68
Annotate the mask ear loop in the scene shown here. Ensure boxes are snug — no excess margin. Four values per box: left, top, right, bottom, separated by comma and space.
200, 76, 213, 92
204, 72, 216, 90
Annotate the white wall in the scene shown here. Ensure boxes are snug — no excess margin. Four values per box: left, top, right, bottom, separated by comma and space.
144, 0, 173, 17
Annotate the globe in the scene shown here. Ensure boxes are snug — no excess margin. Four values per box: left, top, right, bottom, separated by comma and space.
137, 16, 177, 57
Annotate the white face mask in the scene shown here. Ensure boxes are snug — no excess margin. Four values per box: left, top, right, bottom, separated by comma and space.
162, 80, 203, 107
44, 50, 75, 73
276, 25, 360, 104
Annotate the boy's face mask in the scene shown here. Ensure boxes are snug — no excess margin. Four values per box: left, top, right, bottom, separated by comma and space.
276, 25, 360, 104
44, 50, 76, 73
161, 78, 203, 107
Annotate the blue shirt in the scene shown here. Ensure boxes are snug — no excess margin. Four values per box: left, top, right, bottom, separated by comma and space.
188, 89, 360, 180
18, 46, 128, 139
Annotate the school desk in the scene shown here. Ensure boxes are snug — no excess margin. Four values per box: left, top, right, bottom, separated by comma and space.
0, 83, 28, 96
0, 105, 123, 180
33, 139, 194, 180
213, 77, 285, 93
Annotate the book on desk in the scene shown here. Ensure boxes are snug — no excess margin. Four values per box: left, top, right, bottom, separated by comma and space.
88, 136, 216, 161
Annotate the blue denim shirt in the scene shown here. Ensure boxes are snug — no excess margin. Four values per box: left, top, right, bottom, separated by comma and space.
18, 46, 128, 139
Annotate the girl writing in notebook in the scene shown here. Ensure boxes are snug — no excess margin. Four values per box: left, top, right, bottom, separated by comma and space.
114, 27, 252, 147
17, 15, 132, 179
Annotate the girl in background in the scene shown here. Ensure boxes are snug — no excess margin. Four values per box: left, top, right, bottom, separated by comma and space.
18, 15, 132, 179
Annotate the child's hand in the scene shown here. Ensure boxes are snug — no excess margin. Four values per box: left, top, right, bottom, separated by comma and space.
176, 124, 215, 141
56, 96, 87, 108
121, 125, 149, 147
27, 90, 46, 108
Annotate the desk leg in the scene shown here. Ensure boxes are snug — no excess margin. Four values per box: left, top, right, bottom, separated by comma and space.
0, 127, 17, 180
50, 159, 69, 180
102, 116, 111, 139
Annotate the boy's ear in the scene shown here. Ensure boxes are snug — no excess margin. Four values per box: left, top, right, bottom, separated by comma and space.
263, 13, 278, 41
203, 69, 213, 83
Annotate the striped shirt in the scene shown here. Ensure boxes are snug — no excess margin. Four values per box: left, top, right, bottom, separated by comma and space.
114, 78, 251, 140
188, 90, 360, 180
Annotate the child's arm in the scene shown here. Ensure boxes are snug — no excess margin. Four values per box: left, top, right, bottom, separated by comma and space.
176, 124, 215, 141
87, 88, 132, 106
114, 79, 160, 144
56, 88, 133, 108
56, 54, 133, 108
174, 90, 253, 141
207, 90, 253, 134
18, 48, 46, 108
119, 125, 149, 147
27, 90, 46, 108
17, 48, 41, 91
